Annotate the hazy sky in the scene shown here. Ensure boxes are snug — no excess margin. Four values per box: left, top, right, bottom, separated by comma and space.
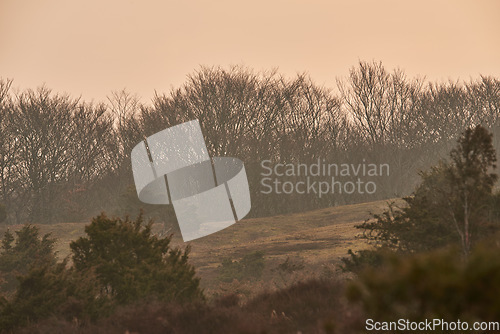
1, 0, 499, 103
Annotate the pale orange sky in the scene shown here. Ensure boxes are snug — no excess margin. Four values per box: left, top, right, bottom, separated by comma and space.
1, 0, 499, 103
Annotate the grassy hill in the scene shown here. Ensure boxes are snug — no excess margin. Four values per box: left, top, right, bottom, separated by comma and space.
0, 199, 398, 297
186, 200, 394, 284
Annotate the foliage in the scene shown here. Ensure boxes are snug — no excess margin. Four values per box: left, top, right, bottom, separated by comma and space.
115, 184, 180, 236
347, 236, 500, 325
70, 212, 203, 304
354, 125, 500, 257
0, 225, 56, 295
0, 212, 202, 332
446, 125, 498, 255
0, 226, 109, 331
340, 248, 388, 274
218, 251, 265, 283
0, 261, 111, 331
13, 279, 359, 334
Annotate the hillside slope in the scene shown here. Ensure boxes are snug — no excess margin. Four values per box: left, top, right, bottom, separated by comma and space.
185, 199, 396, 286
0, 199, 398, 294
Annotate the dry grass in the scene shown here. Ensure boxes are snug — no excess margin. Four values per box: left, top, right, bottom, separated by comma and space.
184, 199, 397, 293
0, 199, 399, 296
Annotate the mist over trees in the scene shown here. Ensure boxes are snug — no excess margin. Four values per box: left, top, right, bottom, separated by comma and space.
349, 125, 500, 260
0, 61, 499, 226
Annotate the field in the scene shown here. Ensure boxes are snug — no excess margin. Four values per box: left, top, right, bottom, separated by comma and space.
0, 199, 398, 297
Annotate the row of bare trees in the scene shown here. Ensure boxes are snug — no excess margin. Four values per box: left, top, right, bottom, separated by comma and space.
1, 61, 499, 225
0, 80, 117, 223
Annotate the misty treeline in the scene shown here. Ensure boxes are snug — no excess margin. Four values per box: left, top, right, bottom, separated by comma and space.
1, 61, 500, 226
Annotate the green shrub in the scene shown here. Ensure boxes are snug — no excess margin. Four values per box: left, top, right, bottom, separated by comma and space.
340, 248, 388, 274
0, 261, 112, 331
0, 225, 56, 295
0, 212, 203, 332
347, 236, 500, 326
13, 278, 360, 334
70, 212, 203, 304
355, 126, 500, 257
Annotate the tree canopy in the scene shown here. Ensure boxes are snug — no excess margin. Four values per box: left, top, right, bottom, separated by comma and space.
354, 125, 500, 257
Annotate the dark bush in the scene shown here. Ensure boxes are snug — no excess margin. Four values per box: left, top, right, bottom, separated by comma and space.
13, 278, 361, 334
0, 261, 112, 331
70, 212, 203, 305
0, 212, 203, 333
340, 248, 388, 274
347, 235, 500, 325
0, 225, 56, 295
354, 126, 500, 258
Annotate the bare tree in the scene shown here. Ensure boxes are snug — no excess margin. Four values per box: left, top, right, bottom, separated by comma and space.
5, 87, 115, 223
337, 61, 428, 196
0, 78, 16, 222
